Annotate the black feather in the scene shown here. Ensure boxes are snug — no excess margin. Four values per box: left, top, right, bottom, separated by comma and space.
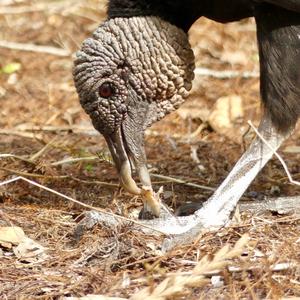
256, 4, 300, 132
261, 0, 300, 12
108, 0, 253, 31
107, 0, 300, 133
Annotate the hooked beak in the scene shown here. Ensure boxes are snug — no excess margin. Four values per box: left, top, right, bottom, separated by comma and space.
104, 126, 160, 217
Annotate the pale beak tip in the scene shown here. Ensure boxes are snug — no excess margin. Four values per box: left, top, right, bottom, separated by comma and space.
141, 186, 161, 217
118, 150, 161, 218
119, 161, 141, 195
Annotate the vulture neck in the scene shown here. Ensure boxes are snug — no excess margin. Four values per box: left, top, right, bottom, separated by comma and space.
107, 0, 254, 32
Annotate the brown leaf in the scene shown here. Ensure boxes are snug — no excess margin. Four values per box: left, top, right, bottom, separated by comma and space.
13, 237, 47, 263
208, 95, 245, 142
0, 226, 25, 248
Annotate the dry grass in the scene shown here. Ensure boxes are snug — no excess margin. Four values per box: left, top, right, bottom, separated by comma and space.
0, 0, 300, 299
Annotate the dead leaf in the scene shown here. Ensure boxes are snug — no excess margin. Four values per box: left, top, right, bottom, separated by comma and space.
221, 51, 248, 65
283, 146, 300, 153
208, 95, 245, 142
13, 237, 47, 263
0, 85, 6, 98
0, 226, 25, 248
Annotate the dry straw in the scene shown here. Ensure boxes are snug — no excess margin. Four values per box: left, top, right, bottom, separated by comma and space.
71, 234, 249, 300
130, 234, 249, 299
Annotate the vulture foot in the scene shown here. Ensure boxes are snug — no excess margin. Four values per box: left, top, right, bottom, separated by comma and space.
74, 117, 289, 250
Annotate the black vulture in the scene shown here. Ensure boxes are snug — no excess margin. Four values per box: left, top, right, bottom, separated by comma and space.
73, 1, 300, 229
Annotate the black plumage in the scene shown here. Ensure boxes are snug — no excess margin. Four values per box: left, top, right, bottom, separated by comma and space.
108, 0, 300, 133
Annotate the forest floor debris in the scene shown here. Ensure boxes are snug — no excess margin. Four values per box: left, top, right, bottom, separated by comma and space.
0, 0, 299, 298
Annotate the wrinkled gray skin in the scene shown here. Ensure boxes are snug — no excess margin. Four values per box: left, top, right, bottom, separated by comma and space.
73, 16, 195, 217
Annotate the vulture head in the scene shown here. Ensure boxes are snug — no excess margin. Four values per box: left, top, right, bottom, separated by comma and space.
73, 17, 195, 216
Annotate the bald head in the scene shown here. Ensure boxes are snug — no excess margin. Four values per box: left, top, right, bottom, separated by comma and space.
73, 16, 195, 215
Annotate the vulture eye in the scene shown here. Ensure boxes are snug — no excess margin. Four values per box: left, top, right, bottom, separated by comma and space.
99, 82, 115, 98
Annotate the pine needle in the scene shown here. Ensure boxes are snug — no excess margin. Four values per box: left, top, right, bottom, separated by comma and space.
130, 234, 249, 300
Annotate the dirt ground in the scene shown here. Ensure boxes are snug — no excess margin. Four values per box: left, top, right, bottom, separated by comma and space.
0, 1, 299, 299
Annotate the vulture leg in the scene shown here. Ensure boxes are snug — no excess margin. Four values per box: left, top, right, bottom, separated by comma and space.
159, 5, 300, 248
146, 5, 300, 241
142, 118, 288, 237
76, 116, 291, 248
159, 118, 291, 250
192, 116, 289, 227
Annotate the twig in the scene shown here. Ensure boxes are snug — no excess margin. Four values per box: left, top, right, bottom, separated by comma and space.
194, 67, 259, 79
150, 173, 215, 191
0, 125, 96, 134
0, 129, 43, 139
0, 176, 166, 234
0, 0, 83, 15
131, 262, 295, 282
0, 40, 71, 57
248, 121, 300, 187
0, 176, 21, 187
239, 197, 300, 214
71, 176, 118, 187
49, 156, 215, 191
50, 156, 99, 166
1, 166, 118, 187
0, 154, 35, 165
0, 167, 69, 179
15, 124, 93, 132
30, 137, 57, 162
253, 215, 300, 224
0, 0, 15, 6
0, 5, 46, 14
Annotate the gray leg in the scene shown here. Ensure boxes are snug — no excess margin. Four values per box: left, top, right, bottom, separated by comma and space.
75, 117, 290, 248
141, 117, 290, 245
193, 117, 288, 227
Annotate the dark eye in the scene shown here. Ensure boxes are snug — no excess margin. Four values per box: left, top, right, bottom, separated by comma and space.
99, 82, 115, 98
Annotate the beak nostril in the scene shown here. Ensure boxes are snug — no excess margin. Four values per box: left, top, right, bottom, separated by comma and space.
117, 104, 127, 114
